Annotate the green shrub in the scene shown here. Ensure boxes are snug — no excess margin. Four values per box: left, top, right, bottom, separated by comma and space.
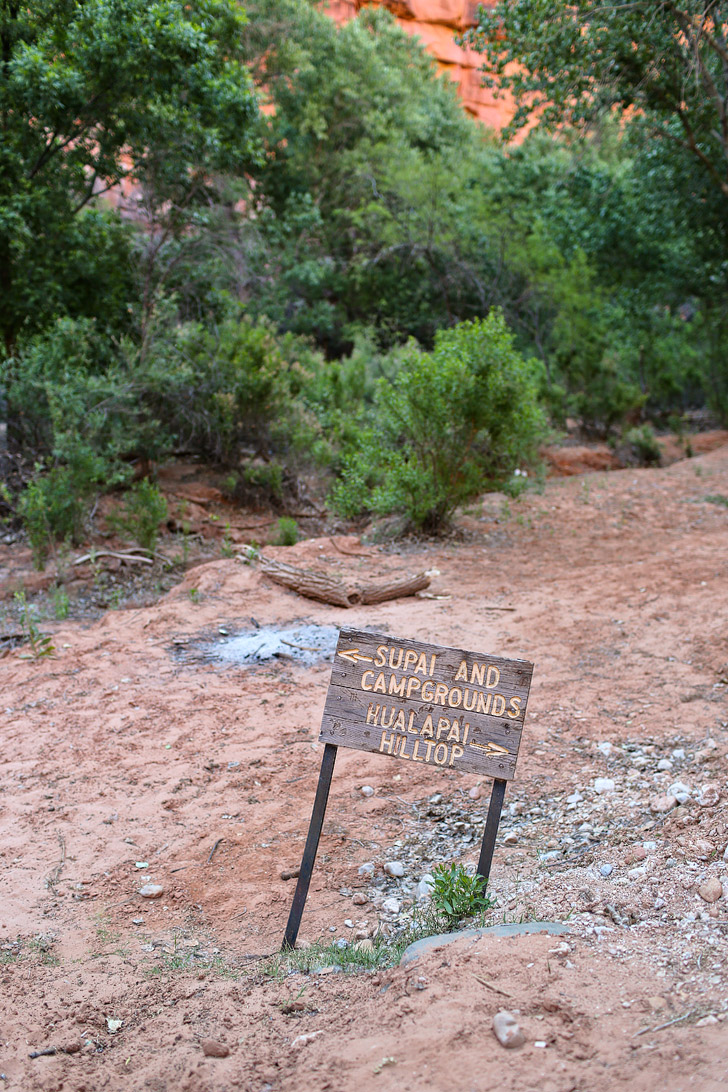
331, 312, 546, 532
271, 517, 300, 546
623, 424, 661, 467
109, 480, 168, 553
18, 466, 89, 568
430, 863, 492, 928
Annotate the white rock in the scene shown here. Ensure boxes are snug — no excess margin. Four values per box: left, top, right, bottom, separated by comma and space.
668, 781, 691, 803
384, 861, 405, 878
657, 759, 673, 771
416, 875, 434, 901
594, 778, 616, 794
596, 742, 613, 756
291, 1031, 324, 1050
360, 785, 375, 798
503, 832, 518, 845
566, 791, 583, 804
139, 883, 164, 899
492, 1010, 525, 1049
697, 783, 721, 807
600, 864, 613, 877
358, 862, 374, 877
382, 897, 401, 914
672, 748, 686, 760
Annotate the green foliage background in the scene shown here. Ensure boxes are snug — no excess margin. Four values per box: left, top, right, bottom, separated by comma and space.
2, 0, 727, 552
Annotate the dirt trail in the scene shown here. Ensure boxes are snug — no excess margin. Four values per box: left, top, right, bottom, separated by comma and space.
1, 445, 727, 1091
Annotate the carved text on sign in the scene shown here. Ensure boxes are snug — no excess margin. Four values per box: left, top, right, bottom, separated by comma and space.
319, 629, 533, 780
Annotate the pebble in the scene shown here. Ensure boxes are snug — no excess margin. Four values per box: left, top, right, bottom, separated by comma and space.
357, 862, 374, 877
291, 1031, 324, 1050
594, 778, 615, 794
384, 861, 405, 878
698, 877, 724, 904
200, 1039, 229, 1058
382, 897, 401, 914
354, 939, 374, 954
566, 791, 583, 804
698, 783, 721, 807
139, 883, 164, 899
672, 748, 686, 760
352, 892, 368, 906
492, 1010, 525, 1049
503, 832, 518, 845
650, 794, 677, 813
416, 875, 434, 901
600, 864, 613, 877
360, 786, 375, 798
657, 759, 673, 771
468, 785, 482, 800
596, 742, 613, 756
668, 781, 691, 803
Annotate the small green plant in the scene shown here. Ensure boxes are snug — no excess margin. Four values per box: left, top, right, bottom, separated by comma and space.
429, 863, 493, 928
188, 586, 201, 603
704, 493, 728, 508
110, 479, 168, 552
271, 516, 300, 546
220, 522, 235, 558
14, 590, 54, 659
52, 585, 70, 620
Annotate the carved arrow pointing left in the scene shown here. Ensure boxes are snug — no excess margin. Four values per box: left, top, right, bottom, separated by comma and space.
338, 648, 374, 665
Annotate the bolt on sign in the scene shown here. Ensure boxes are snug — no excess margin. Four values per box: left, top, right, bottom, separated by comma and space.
282, 627, 533, 950
320, 628, 532, 779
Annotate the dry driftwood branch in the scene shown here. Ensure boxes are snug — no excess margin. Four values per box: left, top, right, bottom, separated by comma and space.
256, 553, 431, 607
74, 549, 153, 566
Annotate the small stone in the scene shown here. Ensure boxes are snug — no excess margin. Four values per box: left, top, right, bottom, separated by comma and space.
335, 938, 348, 950
696, 1014, 719, 1027
291, 1031, 324, 1050
650, 794, 677, 813
201, 1039, 229, 1058
360, 786, 375, 798
344, 919, 354, 928
354, 939, 374, 954
139, 883, 164, 899
668, 782, 691, 803
382, 897, 401, 914
429, 794, 443, 805
566, 791, 583, 804
691, 838, 714, 861
600, 864, 613, 877
468, 785, 482, 800
654, 898, 666, 910
698, 783, 721, 807
503, 832, 518, 845
352, 892, 368, 906
492, 1010, 525, 1049
627, 867, 646, 880
698, 877, 723, 904
625, 846, 647, 864
416, 875, 434, 901
657, 759, 673, 771
384, 861, 405, 878
594, 778, 615, 795
672, 748, 686, 760
358, 862, 375, 877
596, 742, 613, 756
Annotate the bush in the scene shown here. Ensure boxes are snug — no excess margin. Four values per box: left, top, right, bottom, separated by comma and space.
331, 312, 546, 532
109, 479, 168, 552
18, 467, 89, 569
270, 516, 300, 546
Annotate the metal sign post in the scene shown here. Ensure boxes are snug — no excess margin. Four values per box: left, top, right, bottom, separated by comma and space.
282, 628, 533, 950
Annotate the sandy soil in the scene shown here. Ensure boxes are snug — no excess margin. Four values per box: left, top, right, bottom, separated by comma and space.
1, 441, 728, 1091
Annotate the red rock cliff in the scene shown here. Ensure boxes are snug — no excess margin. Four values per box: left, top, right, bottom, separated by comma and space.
323, 0, 511, 128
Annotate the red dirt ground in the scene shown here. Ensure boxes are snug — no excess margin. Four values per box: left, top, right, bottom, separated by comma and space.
1, 440, 727, 1091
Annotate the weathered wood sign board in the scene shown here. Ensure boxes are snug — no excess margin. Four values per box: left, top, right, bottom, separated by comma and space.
319, 628, 533, 781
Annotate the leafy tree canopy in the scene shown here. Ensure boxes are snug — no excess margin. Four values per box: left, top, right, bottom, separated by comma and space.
0, 0, 259, 353
465, 1, 728, 200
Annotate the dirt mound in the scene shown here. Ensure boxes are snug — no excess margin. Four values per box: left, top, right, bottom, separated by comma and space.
1, 442, 728, 1090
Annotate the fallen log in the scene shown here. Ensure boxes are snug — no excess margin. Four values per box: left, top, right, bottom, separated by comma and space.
255, 553, 431, 608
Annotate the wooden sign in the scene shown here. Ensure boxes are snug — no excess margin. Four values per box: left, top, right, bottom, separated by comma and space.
319, 628, 533, 781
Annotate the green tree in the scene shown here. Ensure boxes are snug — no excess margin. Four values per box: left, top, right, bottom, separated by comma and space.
465, 2, 728, 200
0, 0, 259, 357
332, 312, 546, 532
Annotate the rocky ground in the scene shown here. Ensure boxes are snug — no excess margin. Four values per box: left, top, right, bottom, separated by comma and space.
1, 437, 727, 1091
